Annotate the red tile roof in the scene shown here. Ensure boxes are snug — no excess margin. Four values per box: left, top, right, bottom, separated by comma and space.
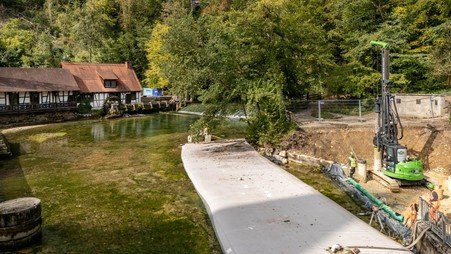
61, 62, 142, 93
0, 68, 79, 92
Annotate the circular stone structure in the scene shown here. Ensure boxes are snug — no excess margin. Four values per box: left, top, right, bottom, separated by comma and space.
0, 197, 42, 250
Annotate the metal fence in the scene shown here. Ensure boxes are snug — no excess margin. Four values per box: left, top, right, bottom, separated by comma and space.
418, 197, 451, 247
286, 99, 376, 122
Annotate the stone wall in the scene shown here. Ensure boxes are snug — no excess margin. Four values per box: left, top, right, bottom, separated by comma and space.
0, 111, 78, 128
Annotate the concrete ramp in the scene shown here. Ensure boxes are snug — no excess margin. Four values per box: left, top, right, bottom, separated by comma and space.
182, 139, 412, 254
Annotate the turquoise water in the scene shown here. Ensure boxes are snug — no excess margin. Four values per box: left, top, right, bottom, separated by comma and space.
0, 113, 246, 253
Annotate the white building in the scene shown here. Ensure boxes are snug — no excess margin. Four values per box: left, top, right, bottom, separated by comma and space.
394, 94, 448, 118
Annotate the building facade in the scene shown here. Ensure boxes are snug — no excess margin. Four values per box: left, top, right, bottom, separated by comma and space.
61, 62, 142, 109
394, 94, 448, 118
0, 68, 79, 114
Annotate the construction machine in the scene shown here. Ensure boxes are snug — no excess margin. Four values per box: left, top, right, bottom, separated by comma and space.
371, 41, 424, 183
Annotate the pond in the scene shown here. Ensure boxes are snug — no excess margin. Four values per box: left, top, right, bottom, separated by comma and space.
0, 113, 246, 253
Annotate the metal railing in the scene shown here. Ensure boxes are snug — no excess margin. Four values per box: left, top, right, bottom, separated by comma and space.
418, 197, 451, 247
0, 102, 77, 115
286, 99, 376, 122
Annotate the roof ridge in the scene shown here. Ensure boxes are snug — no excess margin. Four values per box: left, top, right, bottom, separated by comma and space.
61, 62, 126, 66
0, 67, 69, 70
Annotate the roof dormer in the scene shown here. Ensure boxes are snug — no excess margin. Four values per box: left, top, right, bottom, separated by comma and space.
96, 70, 118, 88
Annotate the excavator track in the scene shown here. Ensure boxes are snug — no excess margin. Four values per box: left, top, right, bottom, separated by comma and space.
395, 179, 425, 187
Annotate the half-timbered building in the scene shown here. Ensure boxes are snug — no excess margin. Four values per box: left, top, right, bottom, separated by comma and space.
61, 62, 142, 109
0, 68, 79, 114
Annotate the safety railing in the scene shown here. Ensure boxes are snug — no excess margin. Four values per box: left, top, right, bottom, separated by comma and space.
418, 197, 451, 247
0, 102, 77, 114
286, 98, 376, 122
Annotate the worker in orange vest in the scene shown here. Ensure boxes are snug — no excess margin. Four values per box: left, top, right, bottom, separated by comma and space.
429, 191, 441, 221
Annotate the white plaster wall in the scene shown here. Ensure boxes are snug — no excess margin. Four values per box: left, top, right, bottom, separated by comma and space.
0, 93, 5, 105
89, 92, 142, 109
19, 92, 30, 104
395, 95, 446, 118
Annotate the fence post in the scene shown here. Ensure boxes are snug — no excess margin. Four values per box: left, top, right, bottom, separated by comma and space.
359, 100, 362, 121
318, 100, 321, 121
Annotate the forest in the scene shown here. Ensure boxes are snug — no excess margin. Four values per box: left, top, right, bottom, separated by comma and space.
1, 0, 450, 143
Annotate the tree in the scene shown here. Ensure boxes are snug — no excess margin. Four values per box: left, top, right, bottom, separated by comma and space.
0, 19, 34, 67
430, 21, 451, 87
149, 0, 333, 144
145, 22, 170, 88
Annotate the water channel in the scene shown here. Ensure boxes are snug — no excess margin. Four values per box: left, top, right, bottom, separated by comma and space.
0, 113, 367, 253
0, 113, 245, 253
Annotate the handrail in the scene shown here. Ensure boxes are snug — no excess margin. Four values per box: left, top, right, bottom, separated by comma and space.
418, 197, 451, 247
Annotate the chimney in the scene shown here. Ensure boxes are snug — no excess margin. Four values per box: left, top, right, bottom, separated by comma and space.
125, 61, 132, 69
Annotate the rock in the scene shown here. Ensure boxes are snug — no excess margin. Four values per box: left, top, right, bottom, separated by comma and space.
265, 148, 274, 156
273, 155, 288, 165
279, 150, 287, 158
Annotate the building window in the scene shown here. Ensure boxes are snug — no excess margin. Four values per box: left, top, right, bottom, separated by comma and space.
104, 80, 117, 88
416, 99, 421, 104
434, 100, 438, 106
396, 98, 401, 104
30, 92, 40, 105
8, 93, 19, 105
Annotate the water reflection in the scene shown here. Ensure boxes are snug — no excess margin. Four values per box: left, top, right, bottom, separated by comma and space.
87, 114, 201, 142
91, 124, 105, 141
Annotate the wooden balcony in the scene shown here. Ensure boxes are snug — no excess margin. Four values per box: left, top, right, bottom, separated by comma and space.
0, 102, 77, 115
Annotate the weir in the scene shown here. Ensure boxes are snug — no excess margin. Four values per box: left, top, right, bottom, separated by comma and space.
181, 139, 412, 254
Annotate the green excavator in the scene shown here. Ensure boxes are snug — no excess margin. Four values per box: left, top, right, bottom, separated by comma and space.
371, 41, 424, 183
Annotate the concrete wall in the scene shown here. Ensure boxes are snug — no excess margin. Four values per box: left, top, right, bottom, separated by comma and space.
394, 94, 447, 118
0, 111, 78, 127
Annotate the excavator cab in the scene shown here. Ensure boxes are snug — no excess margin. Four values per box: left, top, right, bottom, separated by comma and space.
382, 143, 423, 181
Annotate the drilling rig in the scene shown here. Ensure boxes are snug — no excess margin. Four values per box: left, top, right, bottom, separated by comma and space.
371, 41, 424, 184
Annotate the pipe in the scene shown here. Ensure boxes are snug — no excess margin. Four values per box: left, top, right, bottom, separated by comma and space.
347, 178, 404, 222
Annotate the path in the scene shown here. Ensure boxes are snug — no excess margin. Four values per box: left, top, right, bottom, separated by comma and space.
181, 139, 412, 254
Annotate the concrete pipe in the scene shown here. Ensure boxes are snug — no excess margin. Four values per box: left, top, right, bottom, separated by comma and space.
0, 197, 42, 250
357, 159, 368, 182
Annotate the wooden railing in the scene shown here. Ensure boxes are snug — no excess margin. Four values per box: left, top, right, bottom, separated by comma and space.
0, 102, 77, 114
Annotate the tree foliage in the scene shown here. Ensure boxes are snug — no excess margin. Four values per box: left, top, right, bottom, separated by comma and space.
0, 0, 449, 144
0, 0, 163, 79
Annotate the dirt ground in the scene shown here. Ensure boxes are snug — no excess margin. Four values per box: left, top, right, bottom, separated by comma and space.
284, 111, 450, 218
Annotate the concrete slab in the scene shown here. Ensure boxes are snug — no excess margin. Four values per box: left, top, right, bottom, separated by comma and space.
182, 139, 412, 254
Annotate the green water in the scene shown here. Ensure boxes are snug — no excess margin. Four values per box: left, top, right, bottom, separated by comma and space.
0, 113, 246, 253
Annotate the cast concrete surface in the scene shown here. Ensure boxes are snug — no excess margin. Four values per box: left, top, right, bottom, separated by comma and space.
181, 139, 412, 254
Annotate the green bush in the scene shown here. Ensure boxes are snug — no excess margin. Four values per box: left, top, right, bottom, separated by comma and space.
77, 100, 92, 114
